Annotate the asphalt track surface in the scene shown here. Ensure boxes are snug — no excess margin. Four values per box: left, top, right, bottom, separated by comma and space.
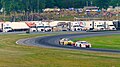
17, 31, 120, 53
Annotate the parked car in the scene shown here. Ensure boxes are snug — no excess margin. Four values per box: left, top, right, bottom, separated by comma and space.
75, 41, 91, 48
59, 38, 74, 45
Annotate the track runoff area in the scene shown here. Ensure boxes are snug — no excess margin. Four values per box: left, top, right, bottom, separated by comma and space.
16, 31, 120, 53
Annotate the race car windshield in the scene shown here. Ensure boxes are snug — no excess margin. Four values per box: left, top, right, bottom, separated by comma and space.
81, 42, 88, 44
64, 38, 71, 41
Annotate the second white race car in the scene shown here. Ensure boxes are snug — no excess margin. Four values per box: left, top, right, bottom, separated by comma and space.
75, 41, 91, 48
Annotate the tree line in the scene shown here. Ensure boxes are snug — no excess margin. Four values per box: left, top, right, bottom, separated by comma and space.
0, 0, 119, 14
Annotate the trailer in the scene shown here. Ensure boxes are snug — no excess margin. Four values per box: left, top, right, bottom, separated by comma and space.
113, 20, 120, 30
79, 21, 103, 31
56, 22, 69, 31
104, 21, 116, 30
78, 21, 116, 31
48, 21, 70, 32
2, 22, 29, 32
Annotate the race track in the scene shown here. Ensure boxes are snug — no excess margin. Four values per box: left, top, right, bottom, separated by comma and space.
17, 31, 120, 53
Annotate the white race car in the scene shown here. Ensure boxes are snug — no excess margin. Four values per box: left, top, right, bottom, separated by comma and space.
75, 41, 91, 48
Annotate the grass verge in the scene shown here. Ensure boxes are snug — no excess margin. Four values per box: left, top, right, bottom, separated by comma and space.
0, 33, 120, 67
73, 34, 120, 50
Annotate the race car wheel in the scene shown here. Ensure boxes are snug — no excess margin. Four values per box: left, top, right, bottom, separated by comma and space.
60, 42, 64, 45
68, 42, 71, 45
86, 45, 90, 48
80, 44, 81, 47
63, 42, 67, 45
59, 41, 61, 44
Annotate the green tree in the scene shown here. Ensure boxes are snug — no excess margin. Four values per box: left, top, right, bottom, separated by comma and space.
94, 0, 109, 8
0, 0, 119, 14
45, 0, 55, 8
109, 0, 120, 7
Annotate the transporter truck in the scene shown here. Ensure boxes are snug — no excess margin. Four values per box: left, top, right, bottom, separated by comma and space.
78, 21, 105, 31
2, 22, 29, 32
36, 21, 52, 32
36, 22, 45, 32
25, 22, 37, 32
104, 21, 116, 30
2, 22, 12, 32
68, 21, 82, 31
113, 20, 120, 30
79, 21, 116, 31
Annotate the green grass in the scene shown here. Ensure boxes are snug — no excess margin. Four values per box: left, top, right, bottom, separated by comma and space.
0, 33, 120, 67
73, 34, 120, 50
